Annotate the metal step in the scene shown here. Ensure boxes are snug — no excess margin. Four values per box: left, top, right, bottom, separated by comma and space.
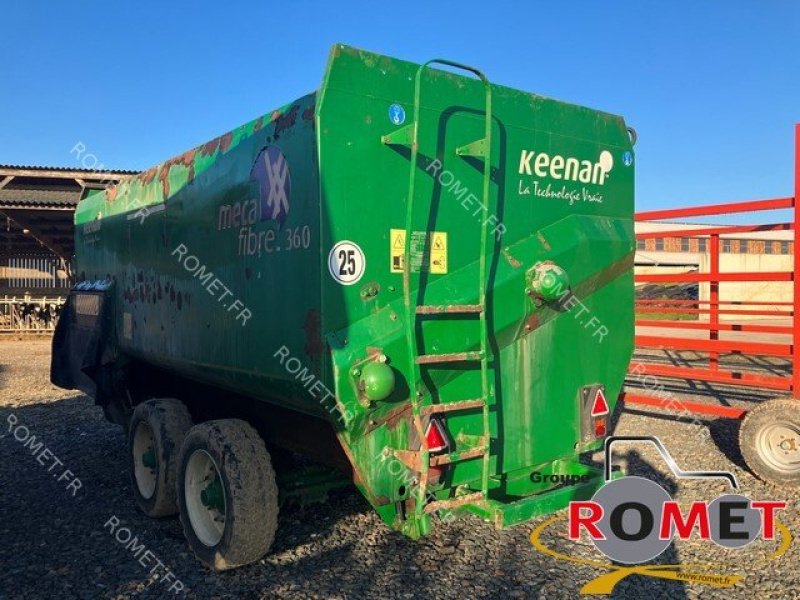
430, 445, 487, 466
422, 398, 485, 415
416, 304, 483, 315
423, 491, 485, 514
416, 351, 483, 365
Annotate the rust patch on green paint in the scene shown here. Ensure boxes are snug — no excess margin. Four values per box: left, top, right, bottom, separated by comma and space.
200, 130, 233, 157
362, 402, 412, 435
523, 314, 540, 334
201, 138, 219, 155
536, 231, 551, 251
158, 148, 198, 197
140, 166, 159, 184
378, 55, 396, 72
273, 105, 299, 139
501, 248, 522, 268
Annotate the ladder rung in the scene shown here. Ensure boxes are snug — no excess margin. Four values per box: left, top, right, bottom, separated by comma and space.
423, 399, 485, 415
423, 491, 485, 514
416, 304, 483, 315
430, 446, 487, 466
416, 351, 482, 365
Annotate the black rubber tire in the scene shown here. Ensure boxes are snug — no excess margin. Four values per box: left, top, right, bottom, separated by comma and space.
128, 398, 194, 517
177, 419, 279, 571
739, 398, 800, 487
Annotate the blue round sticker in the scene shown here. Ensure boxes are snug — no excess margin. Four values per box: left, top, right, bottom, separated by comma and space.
623, 151, 633, 167
389, 103, 405, 125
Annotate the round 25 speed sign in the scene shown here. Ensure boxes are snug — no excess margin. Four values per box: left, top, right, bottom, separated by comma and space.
328, 241, 366, 285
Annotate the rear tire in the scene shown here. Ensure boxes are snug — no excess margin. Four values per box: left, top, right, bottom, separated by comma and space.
177, 419, 279, 571
739, 398, 800, 487
128, 398, 193, 517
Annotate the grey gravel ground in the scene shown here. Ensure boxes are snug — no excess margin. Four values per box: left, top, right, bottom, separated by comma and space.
1, 340, 799, 599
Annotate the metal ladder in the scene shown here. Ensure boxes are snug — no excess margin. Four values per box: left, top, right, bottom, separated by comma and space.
385, 59, 494, 519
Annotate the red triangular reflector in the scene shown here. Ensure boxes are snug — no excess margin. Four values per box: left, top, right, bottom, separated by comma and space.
425, 420, 449, 453
591, 389, 609, 417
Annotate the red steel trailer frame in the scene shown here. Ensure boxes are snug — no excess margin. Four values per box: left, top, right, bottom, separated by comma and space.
622, 124, 800, 419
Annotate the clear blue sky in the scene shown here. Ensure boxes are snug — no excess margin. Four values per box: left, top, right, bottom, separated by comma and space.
1, 1, 798, 213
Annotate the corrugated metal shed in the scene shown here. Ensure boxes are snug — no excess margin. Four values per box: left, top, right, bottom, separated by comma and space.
0, 164, 134, 268
0, 189, 80, 208
0, 164, 139, 175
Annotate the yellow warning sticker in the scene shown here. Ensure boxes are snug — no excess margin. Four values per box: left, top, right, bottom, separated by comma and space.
390, 229, 406, 273
389, 229, 448, 274
430, 232, 448, 274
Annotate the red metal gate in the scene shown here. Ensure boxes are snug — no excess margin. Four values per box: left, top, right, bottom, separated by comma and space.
622, 124, 800, 419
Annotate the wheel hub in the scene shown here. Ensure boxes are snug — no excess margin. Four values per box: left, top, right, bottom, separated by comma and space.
142, 449, 156, 470
132, 422, 158, 499
200, 476, 225, 512
758, 423, 800, 473
185, 449, 227, 547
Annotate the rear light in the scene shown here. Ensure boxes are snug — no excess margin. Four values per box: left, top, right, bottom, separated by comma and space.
425, 419, 449, 483
425, 419, 449, 453
594, 417, 607, 438
584, 386, 610, 440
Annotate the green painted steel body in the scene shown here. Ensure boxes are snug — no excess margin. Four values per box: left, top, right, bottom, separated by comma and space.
73, 45, 635, 536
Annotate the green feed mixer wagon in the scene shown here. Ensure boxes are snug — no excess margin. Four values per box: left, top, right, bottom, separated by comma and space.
52, 44, 635, 570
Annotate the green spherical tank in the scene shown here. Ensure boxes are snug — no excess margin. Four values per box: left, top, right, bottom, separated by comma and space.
530, 262, 570, 302
360, 361, 396, 402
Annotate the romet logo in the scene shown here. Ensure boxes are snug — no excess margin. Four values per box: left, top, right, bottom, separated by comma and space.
530, 436, 792, 595
518, 149, 614, 185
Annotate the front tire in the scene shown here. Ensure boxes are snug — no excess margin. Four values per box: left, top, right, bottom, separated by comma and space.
128, 398, 194, 517
177, 419, 279, 571
740, 398, 800, 487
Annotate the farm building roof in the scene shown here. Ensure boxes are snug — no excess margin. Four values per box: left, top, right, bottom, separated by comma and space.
0, 164, 135, 259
